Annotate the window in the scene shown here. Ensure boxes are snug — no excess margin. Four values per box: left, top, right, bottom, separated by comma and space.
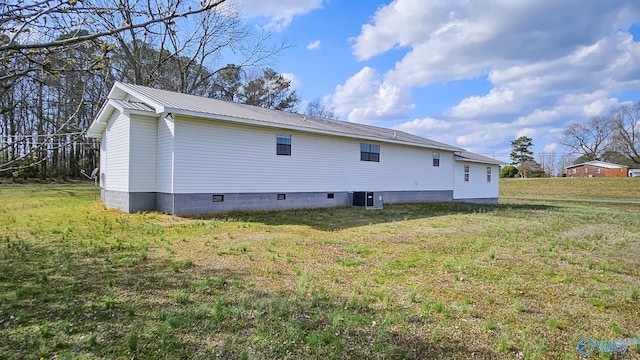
486, 167, 492, 182
360, 143, 380, 162
464, 164, 470, 182
277, 193, 286, 200
432, 152, 440, 167
212, 194, 224, 202
595, 168, 601, 174
276, 134, 291, 156
572, 168, 577, 174
327, 193, 335, 199
583, 167, 588, 173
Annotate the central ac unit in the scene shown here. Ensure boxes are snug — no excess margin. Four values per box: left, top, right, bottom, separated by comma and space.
352, 191, 383, 209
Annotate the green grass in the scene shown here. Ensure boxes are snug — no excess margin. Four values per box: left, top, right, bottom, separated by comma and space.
501, 177, 640, 201
0, 182, 639, 359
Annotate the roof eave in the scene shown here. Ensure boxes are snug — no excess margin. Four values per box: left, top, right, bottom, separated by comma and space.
87, 100, 113, 139
454, 157, 505, 165
454, 152, 506, 165
114, 82, 165, 113
88, 83, 165, 139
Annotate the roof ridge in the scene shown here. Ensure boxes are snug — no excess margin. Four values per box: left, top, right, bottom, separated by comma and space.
107, 82, 464, 152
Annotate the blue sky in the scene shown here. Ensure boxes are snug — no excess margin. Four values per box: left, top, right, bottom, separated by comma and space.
233, 0, 640, 162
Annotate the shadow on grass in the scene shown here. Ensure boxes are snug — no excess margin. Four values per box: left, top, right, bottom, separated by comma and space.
187, 202, 557, 231
0, 237, 498, 359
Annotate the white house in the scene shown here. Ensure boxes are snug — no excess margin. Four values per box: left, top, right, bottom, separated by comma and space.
87, 82, 503, 215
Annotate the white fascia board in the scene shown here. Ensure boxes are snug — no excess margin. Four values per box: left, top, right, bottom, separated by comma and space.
454, 156, 504, 165
123, 108, 160, 118
88, 83, 165, 139
167, 107, 463, 152
112, 82, 165, 114
87, 101, 113, 139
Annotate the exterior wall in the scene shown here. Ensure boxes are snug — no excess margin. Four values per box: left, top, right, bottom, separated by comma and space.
172, 116, 455, 194
99, 130, 107, 198
380, 190, 452, 204
103, 190, 157, 213
97, 111, 501, 214
129, 115, 158, 192
453, 161, 500, 200
103, 112, 130, 192
157, 115, 174, 193
158, 190, 453, 215
604, 168, 628, 177
566, 165, 628, 177
100, 111, 160, 211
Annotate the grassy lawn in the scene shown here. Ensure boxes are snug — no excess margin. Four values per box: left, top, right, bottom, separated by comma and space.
501, 177, 640, 201
1, 182, 639, 359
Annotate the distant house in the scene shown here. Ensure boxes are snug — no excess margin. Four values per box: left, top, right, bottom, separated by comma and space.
565, 161, 629, 178
629, 169, 640, 177
87, 82, 504, 215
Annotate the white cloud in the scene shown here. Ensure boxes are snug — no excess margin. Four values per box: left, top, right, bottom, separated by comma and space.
543, 143, 558, 153
307, 40, 321, 50
514, 109, 559, 128
446, 87, 516, 118
330, 67, 414, 123
234, 0, 324, 31
340, 0, 640, 156
393, 117, 451, 132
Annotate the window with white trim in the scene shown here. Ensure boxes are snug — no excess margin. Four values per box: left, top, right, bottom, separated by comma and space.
360, 143, 380, 162
432, 152, 440, 167
464, 164, 470, 182
486, 167, 492, 182
276, 134, 291, 156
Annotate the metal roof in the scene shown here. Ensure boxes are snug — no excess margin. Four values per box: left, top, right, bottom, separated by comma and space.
565, 160, 628, 169
110, 99, 155, 112
88, 82, 503, 166
88, 82, 462, 151
454, 151, 506, 165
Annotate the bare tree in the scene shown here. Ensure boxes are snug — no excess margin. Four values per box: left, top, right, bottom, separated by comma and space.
102, 0, 288, 96
0, 0, 288, 176
537, 153, 557, 177
611, 102, 640, 165
557, 116, 614, 161
304, 98, 337, 119
557, 154, 576, 176
1, 0, 225, 88
1, 0, 229, 175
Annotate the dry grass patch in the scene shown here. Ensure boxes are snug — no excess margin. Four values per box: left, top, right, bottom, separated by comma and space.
1, 184, 639, 359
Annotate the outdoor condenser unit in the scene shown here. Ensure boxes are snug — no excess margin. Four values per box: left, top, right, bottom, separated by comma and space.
352, 191, 383, 209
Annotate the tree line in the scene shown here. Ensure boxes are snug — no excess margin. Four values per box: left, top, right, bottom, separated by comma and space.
501, 136, 578, 178
558, 104, 640, 167
503, 104, 640, 178
0, 0, 334, 179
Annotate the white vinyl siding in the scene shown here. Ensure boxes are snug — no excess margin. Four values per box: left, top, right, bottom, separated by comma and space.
129, 115, 157, 192
454, 162, 500, 199
103, 113, 130, 192
157, 115, 175, 193
99, 130, 107, 188
173, 117, 455, 193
